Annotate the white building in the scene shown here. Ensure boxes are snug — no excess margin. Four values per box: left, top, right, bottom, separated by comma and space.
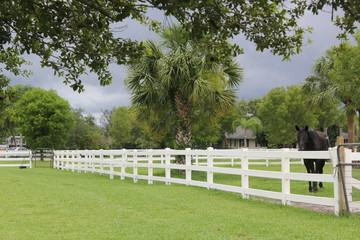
5, 135, 26, 148
224, 126, 259, 149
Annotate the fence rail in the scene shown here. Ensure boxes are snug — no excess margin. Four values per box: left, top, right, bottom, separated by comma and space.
54, 147, 341, 215
0, 151, 32, 168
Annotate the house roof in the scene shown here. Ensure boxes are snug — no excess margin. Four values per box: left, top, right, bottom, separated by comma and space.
225, 126, 256, 139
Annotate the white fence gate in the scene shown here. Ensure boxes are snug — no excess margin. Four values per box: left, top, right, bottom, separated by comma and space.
54, 147, 345, 215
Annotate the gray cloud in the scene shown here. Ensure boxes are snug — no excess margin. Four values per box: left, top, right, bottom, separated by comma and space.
236, 11, 345, 100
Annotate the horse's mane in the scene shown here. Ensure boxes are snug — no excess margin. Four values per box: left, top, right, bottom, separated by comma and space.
307, 129, 328, 150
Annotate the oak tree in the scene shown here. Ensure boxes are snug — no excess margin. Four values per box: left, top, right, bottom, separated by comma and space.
14, 88, 73, 149
1, 0, 359, 92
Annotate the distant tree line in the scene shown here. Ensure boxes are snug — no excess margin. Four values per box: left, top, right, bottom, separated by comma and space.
0, 82, 347, 150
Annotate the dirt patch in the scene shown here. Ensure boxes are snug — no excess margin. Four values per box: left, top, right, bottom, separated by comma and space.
249, 196, 335, 214
290, 202, 334, 213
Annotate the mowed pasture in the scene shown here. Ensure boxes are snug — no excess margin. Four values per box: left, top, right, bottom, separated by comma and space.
1, 165, 359, 240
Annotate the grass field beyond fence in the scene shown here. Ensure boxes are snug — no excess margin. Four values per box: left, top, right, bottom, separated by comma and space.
109, 161, 337, 198
1, 167, 359, 240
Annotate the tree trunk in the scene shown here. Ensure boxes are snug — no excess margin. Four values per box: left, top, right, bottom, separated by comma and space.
347, 112, 355, 151
174, 92, 192, 148
174, 92, 192, 166
176, 125, 192, 148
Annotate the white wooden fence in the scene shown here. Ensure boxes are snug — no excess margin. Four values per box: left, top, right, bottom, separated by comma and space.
0, 150, 32, 168
54, 147, 343, 215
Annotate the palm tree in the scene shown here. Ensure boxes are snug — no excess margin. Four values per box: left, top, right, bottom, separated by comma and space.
330, 32, 360, 143
303, 49, 356, 144
126, 24, 243, 151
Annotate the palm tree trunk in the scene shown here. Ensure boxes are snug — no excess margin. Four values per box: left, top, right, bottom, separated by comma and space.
176, 126, 192, 146
174, 92, 192, 147
174, 92, 192, 165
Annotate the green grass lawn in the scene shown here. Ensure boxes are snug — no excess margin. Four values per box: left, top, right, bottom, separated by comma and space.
1, 167, 360, 240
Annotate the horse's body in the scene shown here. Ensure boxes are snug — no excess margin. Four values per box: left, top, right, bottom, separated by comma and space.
295, 126, 328, 192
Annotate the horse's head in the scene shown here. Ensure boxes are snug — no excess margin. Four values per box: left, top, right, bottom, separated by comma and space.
295, 125, 309, 151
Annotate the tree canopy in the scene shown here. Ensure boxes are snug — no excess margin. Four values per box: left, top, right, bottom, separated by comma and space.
258, 85, 319, 146
14, 88, 73, 149
0, 84, 34, 140
330, 32, 360, 107
109, 106, 134, 149
1, 0, 359, 92
67, 108, 107, 150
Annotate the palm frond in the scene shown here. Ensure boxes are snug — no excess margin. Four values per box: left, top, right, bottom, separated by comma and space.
224, 60, 244, 88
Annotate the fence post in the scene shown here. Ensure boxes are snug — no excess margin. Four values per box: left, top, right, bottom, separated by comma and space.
165, 148, 171, 185
52, 151, 57, 169
133, 149, 138, 183
63, 151, 70, 172
266, 149, 269, 167
65, 151, 68, 170
29, 150, 33, 169
109, 152, 114, 180
77, 150, 81, 173
336, 136, 348, 215
241, 148, 249, 199
330, 147, 340, 215
91, 151, 96, 173
195, 154, 199, 166
207, 147, 214, 189
99, 149, 104, 176
121, 149, 127, 180
148, 149, 153, 185
281, 148, 290, 205
84, 150, 89, 173
186, 148, 192, 186
62, 151, 67, 171
69, 150, 73, 172
65, 151, 69, 171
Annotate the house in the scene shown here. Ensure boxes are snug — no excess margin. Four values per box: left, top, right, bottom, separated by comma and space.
5, 135, 26, 148
224, 126, 259, 149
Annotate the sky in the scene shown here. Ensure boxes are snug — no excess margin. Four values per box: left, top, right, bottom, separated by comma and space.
8, 8, 353, 120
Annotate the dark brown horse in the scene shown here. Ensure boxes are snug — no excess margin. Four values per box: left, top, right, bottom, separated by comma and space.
295, 126, 328, 192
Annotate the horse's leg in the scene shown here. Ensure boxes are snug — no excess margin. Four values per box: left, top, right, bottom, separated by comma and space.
306, 159, 319, 192
304, 160, 314, 192
316, 160, 326, 188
